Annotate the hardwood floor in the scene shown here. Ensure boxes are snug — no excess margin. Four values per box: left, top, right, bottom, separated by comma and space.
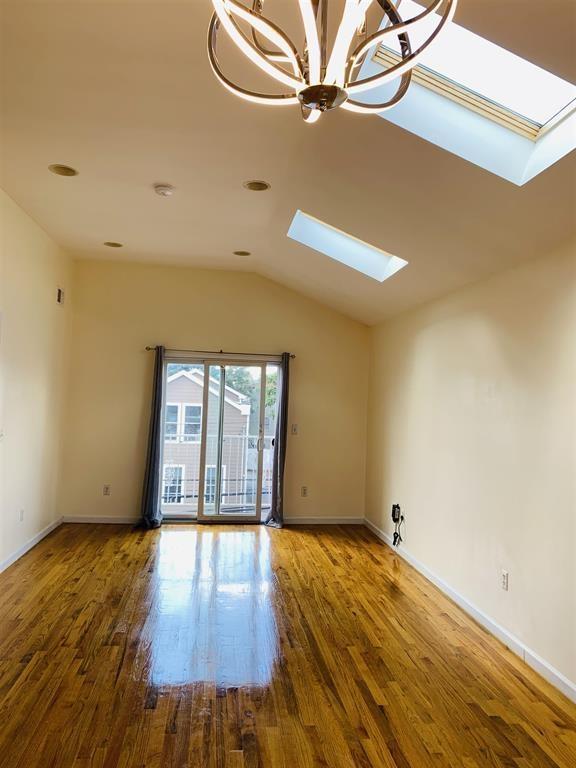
0, 524, 574, 767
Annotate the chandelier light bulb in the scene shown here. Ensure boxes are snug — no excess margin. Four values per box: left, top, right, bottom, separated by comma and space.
207, 0, 457, 120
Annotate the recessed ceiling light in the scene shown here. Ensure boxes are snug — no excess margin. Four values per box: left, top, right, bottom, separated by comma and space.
103, 241, 123, 248
48, 164, 78, 177
153, 183, 175, 197
243, 180, 271, 191
233, 250, 251, 256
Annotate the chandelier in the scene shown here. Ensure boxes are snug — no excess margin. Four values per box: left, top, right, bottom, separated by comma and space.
207, 1, 457, 122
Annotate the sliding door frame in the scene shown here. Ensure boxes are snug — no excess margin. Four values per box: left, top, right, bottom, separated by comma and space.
161, 351, 282, 524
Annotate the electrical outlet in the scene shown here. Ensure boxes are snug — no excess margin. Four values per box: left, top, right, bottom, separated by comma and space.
19, 509, 24, 522
291, 423, 298, 435
301, 485, 308, 498
103, 484, 111, 497
501, 570, 509, 591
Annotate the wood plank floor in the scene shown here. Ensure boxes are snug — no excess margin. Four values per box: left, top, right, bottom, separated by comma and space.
0, 524, 574, 768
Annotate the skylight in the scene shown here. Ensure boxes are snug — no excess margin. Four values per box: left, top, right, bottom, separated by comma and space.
287, 211, 408, 282
381, 0, 576, 129
358, 1, 576, 184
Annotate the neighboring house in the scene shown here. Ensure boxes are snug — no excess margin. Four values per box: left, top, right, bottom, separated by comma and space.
161, 370, 253, 513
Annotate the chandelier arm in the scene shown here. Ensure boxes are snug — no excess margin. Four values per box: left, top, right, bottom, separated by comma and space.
345, 0, 457, 96
250, 33, 291, 63
325, 0, 376, 87
347, 0, 412, 86
211, 0, 304, 89
250, 0, 292, 63
207, 14, 301, 106
298, 0, 321, 85
341, 71, 412, 113
318, 0, 328, 74
349, 0, 444, 71
225, 0, 303, 77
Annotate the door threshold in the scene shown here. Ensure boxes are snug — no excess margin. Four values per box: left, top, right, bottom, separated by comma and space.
197, 518, 263, 525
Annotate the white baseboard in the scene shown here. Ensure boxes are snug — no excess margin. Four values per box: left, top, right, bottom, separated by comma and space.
364, 518, 576, 704
0, 517, 63, 574
62, 515, 139, 524
284, 516, 364, 525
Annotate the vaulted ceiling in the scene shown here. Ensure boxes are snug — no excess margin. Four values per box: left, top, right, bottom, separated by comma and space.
1, 0, 575, 324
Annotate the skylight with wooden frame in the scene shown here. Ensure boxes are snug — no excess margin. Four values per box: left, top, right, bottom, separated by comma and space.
360, 0, 576, 184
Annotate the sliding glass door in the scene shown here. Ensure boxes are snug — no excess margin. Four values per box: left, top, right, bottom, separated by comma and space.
160, 356, 279, 523
160, 361, 205, 517
198, 363, 265, 522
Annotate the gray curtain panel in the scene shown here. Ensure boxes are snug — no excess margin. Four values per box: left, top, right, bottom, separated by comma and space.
140, 345, 165, 529
267, 352, 290, 528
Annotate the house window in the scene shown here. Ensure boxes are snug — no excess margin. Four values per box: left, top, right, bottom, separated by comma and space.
183, 405, 202, 442
165, 404, 179, 442
204, 465, 226, 504
162, 465, 184, 504
204, 466, 217, 504
164, 403, 202, 442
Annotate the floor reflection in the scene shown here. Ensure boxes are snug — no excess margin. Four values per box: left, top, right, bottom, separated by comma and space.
147, 526, 278, 687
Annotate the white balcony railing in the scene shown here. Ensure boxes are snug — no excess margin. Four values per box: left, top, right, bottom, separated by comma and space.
161, 434, 275, 512
164, 432, 201, 443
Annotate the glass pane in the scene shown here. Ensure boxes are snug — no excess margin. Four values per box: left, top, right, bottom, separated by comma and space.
204, 465, 217, 504
219, 365, 262, 517
203, 365, 223, 517
261, 364, 279, 520
162, 465, 183, 504
161, 363, 205, 516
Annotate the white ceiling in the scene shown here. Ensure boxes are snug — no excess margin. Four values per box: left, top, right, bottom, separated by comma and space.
1, 0, 575, 324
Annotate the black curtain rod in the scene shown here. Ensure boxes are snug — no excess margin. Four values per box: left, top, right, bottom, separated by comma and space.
145, 346, 295, 359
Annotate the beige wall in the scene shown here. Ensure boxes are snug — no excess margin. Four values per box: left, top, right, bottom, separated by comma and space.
60, 260, 370, 522
0, 189, 72, 565
366, 240, 576, 684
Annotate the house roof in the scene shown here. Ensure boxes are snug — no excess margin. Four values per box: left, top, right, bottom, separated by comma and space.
166, 370, 251, 415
